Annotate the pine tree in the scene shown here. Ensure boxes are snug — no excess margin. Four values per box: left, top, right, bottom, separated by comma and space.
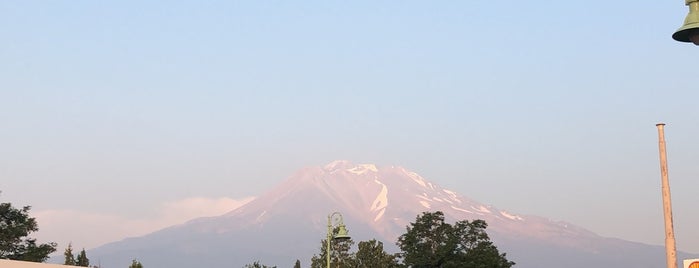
128, 259, 143, 268
243, 261, 276, 268
310, 236, 354, 268
76, 248, 90, 267
293, 259, 301, 268
63, 243, 76, 265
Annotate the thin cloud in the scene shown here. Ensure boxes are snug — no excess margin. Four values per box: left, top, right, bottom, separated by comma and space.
33, 196, 255, 252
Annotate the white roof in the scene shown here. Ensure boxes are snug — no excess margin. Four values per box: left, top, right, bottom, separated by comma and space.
0, 260, 73, 268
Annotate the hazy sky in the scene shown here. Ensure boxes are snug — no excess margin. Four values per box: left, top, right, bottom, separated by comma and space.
2, 0, 699, 255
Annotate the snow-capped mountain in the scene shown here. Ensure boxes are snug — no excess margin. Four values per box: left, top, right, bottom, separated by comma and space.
89, 161, 694, 268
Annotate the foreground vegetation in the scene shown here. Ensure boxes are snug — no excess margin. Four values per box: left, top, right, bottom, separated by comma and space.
248, 211, 515, 268
0, 202, 57, 262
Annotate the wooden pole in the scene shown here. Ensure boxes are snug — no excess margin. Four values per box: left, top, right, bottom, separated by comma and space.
656, 123, 678, 268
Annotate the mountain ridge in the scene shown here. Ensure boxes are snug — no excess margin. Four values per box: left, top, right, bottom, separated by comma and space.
88, 160, 696, 268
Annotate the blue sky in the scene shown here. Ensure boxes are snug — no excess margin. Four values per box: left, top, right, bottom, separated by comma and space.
2, 0, 699, 254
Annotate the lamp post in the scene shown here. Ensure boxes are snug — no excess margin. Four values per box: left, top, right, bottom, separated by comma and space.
326, 212, 351, 268
656, 123, 678, 268
673, 0, 699, 45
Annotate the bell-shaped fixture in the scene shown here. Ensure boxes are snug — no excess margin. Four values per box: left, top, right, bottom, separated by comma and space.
333, 224, 351, 240
673, 0, 699, 45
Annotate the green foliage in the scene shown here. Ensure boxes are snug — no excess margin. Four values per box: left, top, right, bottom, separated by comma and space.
63, 243, 90, 266
0, 202, 57, 262
293, 259, 301, 268
64, 243, 76, 265
128, 259, 143, 268
311, 235, 399, 268
243, 260, 276, 268
76, 248, 90, 267
396, 211, 515, 268
310, 235, 354, 268
354, 239, 400, 268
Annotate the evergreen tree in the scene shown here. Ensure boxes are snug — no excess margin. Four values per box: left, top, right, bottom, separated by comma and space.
396, 211, 515, 268
243, 261, 276, 268
128, 259, 143, 268
76, 248, 90, 267
0, 202, 57, 262
354, 239, 400, 268
310, 236, 354, 268
64, 243, 76, 265
293, 259, 301, 268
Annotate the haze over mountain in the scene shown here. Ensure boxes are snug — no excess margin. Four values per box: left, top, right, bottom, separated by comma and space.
89, 161, 696, 268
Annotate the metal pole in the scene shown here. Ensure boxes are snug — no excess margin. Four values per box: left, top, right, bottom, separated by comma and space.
327, 213, 332, 268
656, 123, 678, 268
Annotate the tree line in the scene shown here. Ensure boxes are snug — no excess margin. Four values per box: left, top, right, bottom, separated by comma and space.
247, 211, 515, 268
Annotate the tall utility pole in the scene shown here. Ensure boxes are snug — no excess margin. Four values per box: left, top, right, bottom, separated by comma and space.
656, 123, 678, 268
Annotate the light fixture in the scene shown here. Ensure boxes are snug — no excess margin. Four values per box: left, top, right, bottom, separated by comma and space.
673, 0, 699, 45
326, 212, 350, 268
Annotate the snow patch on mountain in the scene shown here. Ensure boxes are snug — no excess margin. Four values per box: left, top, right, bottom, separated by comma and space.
416, 193, 430, 201
347, 164, 378, 175
442, 189, 462, 204
324, 160, 352, 171
255, 211, 267, 222
451, 206, 474, 214
405, 171, 427, 187
419, 201, 431, 208
475, 205, 491, 214
500, 211, 524, 221
370, 180, 388, 222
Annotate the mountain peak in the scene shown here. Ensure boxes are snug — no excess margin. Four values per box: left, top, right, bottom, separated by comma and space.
347, 164, 378, 174
323, 160, 354, 171
323, 160, 378, 175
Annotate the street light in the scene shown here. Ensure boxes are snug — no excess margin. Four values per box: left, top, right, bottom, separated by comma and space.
673, 0, 699, 45
326, 212, 351, 268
